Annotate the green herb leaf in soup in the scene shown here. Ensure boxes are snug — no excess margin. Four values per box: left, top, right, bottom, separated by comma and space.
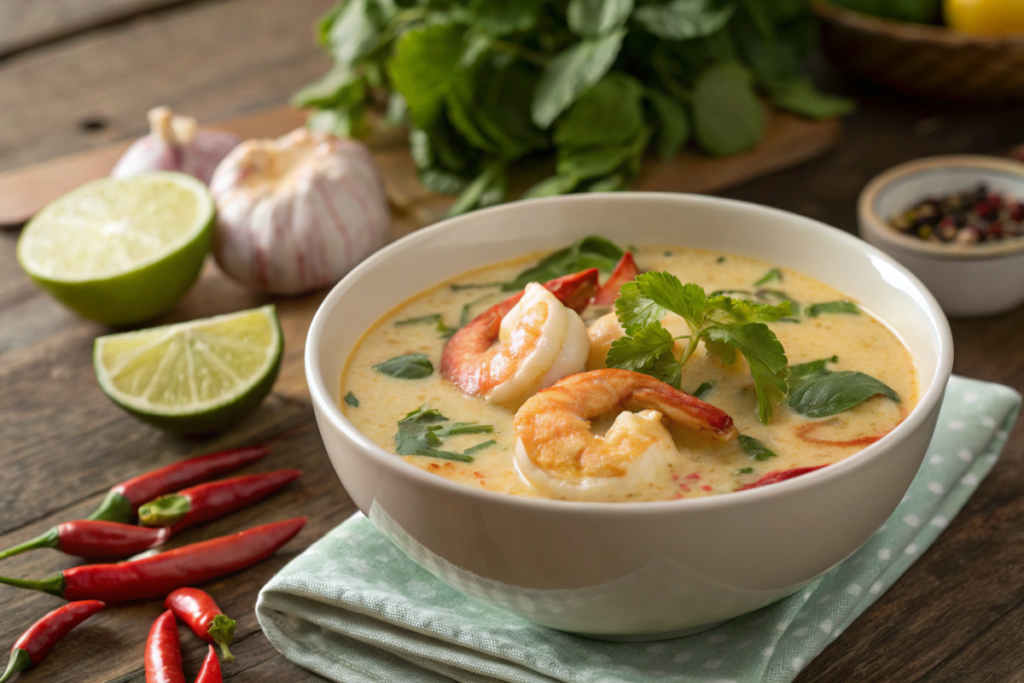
394, 406, 494, 462
373, 353, 434, 379
504, 236, 624, 291
806, 301, 860, 317
344, 391, 360, 408
738, 434, 778, 462
395, 313, 456, 338
789, 356, 840, 386
754, 268, 782, 285
788, 370, 900, 418
692, 380, 715, 399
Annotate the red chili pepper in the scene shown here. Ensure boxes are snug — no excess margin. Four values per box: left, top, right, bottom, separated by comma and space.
0, 600, 105, 682
145, 610, 184, 683
165, 588, 236, 661
0, 517, 306, 602
139, 470, 301, 534
0, 521, 171, 562
88, 445, 272, 524
195, 645, 222, 683
738, 466, 827, 491
591, 252, 639, 306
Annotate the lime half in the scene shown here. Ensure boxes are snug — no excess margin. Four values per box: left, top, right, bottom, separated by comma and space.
94, 305, 283, 434
18, 172, 214, 325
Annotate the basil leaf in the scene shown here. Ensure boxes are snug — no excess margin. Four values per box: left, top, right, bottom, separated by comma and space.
806, 301, 860, 318
387, 24, 465, 129
692, 380, 715, 399
645, 89, 690, 159
532, 30, 626, 128
554, 73, 645, 148
754, 268, 782, 285
789, 356, 839, 386
739, 434, 778, 461
788, 370, 900, 418
764, 77, 856, 121
344, 391, 360, 407
693, 62, 765, 157
633, 0, 736, 40
324, 0, 391, 69
504, 235, 624, 291
373, 353, 434, 379
471, 0, 544, 35
567, 0, 634, 38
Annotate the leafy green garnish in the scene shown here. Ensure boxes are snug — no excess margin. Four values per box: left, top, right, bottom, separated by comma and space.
789, 356, 840, 386
755, 268, 782, 285
395, 313, 457, 337
789, 369, 900, 418
301, 0, 850, 215
692, 380, 715, 399
394, 407, 495, 462
504, 236, 624, 291
344, 391, 360, 408
739, 434, 778, 461
607, 271, 790, 423
450, 282, 503, 291
373, 353, 434, 379
806, 301, 860, 318
734, 467, 754, 475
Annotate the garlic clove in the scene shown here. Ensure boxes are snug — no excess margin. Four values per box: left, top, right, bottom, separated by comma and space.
111, 106, 241, 185
210, 128, 391, 295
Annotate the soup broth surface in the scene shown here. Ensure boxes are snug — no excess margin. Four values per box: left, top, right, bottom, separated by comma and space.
341, 246, 918, 502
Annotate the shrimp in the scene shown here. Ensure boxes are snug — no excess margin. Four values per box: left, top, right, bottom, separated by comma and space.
513, 369, 737, 501
441, 269, 599, 407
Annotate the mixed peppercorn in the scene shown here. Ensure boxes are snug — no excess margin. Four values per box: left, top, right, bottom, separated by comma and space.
889, 184, 1024, 244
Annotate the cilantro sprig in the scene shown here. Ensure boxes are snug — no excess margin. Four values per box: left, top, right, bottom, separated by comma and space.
606, 271, 791, 424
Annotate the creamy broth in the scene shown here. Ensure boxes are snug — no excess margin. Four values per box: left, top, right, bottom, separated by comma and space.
341, 246, 918, 502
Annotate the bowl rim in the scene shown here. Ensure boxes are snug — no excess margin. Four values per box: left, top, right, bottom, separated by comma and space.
306, 192, 954, 514
858, 155, 1024, 261
812, 0, 1024, 45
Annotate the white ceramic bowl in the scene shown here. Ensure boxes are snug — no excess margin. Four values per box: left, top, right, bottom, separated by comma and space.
306, 193, 953, 640
859, 155, 1024, 318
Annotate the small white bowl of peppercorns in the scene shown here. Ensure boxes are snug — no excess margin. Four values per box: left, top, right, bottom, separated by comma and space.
859, 155, 1024, 318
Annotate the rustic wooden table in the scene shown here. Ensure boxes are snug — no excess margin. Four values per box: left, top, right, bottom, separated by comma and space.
1, 2, 1023, 682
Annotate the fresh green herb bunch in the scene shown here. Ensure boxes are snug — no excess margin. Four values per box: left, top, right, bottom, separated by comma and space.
296, 0, 854, 215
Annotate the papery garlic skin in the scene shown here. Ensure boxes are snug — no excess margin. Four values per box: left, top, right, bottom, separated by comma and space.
210, 128, 390, 295
112, 106, 241, 184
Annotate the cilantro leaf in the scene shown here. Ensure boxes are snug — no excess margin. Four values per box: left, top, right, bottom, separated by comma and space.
702, 323, 789, 424
615, 281, 667, 335
395, 407, 495, 462
606, 322, 675, 374
706, 296, 792, 324
637, 272, 707, 330
754, 268, 782, 285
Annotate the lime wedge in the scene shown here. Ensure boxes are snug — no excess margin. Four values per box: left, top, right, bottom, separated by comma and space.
18, 172, 214, 325
94, 305, 283, 434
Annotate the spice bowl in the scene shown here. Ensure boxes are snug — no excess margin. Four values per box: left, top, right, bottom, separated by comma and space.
859, 155, 1024, 318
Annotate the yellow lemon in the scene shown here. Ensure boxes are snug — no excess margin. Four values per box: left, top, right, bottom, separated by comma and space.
945, 0, 1024, 35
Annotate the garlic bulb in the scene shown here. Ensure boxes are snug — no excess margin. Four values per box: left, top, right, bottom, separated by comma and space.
210, 128, 390, 295
111, 106, 241, 184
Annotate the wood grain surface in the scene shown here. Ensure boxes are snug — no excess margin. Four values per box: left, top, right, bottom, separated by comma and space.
1, 1, 1024, 682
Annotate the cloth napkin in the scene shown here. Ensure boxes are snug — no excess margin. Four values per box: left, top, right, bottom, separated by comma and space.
257, 376, 1020, 683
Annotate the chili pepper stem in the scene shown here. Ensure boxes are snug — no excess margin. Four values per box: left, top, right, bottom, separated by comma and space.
138, 495, 190, 527
86, 491, 133, 523
0, 527, 59, 561
208, 614, 236, 662
0, 573, 65, 597
0, 648, 32, 683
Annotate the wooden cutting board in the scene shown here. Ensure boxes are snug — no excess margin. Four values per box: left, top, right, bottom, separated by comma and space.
0, 104, 840, 229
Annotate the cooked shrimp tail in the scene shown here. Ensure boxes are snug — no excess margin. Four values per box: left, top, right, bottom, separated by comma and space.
441, 270, 598, 405
513, 369, 736, 500
592, 252, 639, 306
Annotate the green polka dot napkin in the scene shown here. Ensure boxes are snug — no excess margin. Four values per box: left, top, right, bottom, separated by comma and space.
257, 376, 1020, 683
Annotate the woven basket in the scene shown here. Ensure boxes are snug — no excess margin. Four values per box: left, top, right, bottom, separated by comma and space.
813, 0, 1024, 102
